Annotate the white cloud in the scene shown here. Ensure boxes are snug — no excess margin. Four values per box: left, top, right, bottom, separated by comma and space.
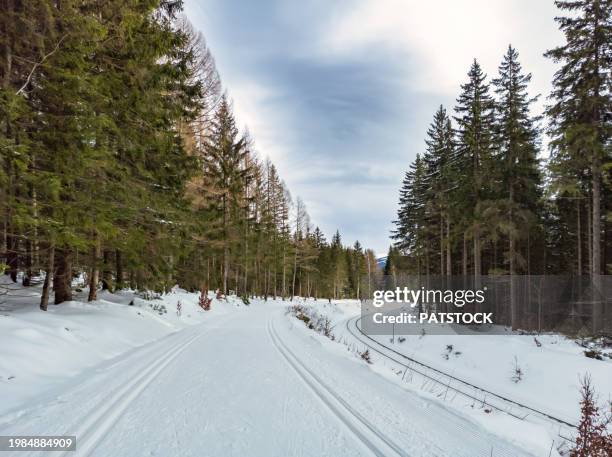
183, 0, 567, 255
322, 0, 564, 109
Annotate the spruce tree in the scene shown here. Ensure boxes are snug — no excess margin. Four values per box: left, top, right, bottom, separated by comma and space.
490, 45, 543, 269
545, 0, 611, 332
201, 95, 249, 294
423, 105, 456, 275
490, 45, 542, 327
392, 154, 427, 273
454, 59, 496, 278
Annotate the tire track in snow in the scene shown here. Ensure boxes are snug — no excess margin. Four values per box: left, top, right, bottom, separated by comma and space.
267, 319, 408, 457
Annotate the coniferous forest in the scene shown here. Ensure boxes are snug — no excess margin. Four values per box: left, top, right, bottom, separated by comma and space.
0, 1, 377, 306
391, 1, 611, 284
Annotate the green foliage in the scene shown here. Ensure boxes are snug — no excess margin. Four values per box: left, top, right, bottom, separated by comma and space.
1, 1, 368, 302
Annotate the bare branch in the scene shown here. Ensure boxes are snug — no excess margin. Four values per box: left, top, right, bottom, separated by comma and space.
16, 35, 67, 96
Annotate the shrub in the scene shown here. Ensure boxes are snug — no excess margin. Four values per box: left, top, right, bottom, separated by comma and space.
584, 349, 603, 360
199, 289, 212, 311
360, 349, 372, 364
570, 375, 612, 457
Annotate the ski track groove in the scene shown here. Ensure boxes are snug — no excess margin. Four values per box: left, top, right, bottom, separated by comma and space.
267, 318, 408, 457
41, 318, 229, 457
62, 331, 203, 457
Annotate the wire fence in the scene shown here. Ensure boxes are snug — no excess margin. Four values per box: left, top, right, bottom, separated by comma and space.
367, 275, 612, 335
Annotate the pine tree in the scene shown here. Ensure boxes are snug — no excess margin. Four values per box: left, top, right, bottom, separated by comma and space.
201, 95, 249, 294
545, 0, 611, 332
454, 59, 496, 278
392, 154, 428, 272
423, 105, 456, 276
489, 45, 543, 328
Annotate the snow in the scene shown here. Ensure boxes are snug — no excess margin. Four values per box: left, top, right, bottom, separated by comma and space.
328, 303, 611, 427
0, 278, 236, 415
0, 281, 608, 456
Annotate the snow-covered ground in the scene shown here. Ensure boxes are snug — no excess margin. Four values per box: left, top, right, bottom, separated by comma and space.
0, 278, 238, 415
0, 281, 609, 456
325, 302, 611, 427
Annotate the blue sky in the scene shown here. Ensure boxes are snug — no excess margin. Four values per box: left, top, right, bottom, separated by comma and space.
184, 0, 564, 256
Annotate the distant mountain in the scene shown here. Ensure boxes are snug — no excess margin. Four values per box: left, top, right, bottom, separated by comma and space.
376, 256, 387, 269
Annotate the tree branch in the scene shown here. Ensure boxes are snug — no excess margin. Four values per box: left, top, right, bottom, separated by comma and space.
16, 35, 67, 96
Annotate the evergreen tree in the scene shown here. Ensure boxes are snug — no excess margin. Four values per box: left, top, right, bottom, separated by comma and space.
454, 59, 496, 278
423, 105, 456, 276
489, 45, 543, 327
545, 0, 611, 331
489, 45, 543, 270
392, 154, 428, 272
201, 95, 249, 294
546, 0, 612, 275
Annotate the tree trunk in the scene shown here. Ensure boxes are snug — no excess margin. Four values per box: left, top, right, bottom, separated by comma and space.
510, 221, 517, 329
509, 186, 517, 329
366, 252, 372, 298
446, 216, 451, 276
291, 247, 297, 299
587, 198, 593, 273
102, 250, 113, 291
591, 153, 602, 333
577, 198, 582, 275
473, 225, 481, 277
243, 240, 248, 297
462, 232, 468, 276
223, 245, 229, 295
592, 162, 601, 276
53, 247, 72, 304
5, 223, 17, 282
439, 215, 444, 276
282, 246, 286, 298
40, 243, 55, 311
23, 237, 32, 286
222, 193, 229, 295
88, 232, 100, 301
115, 249, 123, 289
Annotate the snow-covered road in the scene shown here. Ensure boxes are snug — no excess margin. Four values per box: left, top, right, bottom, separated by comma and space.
0, 302, 538, 457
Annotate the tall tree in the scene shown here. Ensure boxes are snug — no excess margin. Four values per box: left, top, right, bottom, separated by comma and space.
490, 45, 543, 328
454, 59, 496, 279
202, 95, 249, 294
545, 0, 611, 332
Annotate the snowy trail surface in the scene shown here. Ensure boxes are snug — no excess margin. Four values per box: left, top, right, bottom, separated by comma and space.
0, 302, 537, 457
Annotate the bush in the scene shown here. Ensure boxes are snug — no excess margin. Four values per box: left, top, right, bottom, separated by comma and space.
288, 304, 335, 341
584, 349, 603, 360
571, 375, 612, 457
199, 289, 212, 311
360, 349, 372, 364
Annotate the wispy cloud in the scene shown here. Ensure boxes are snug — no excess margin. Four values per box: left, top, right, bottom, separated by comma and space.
184, 0, 563, 255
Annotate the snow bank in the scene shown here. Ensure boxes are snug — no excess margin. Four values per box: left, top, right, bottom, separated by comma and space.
0, 279, 239, 415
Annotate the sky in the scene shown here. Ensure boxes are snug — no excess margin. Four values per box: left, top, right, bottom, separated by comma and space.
183, 0, 565, 256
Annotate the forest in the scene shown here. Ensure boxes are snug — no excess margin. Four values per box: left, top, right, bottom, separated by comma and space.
389, 0, 611, 333
0, 0, 377, 307
385, 0, 612, 334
